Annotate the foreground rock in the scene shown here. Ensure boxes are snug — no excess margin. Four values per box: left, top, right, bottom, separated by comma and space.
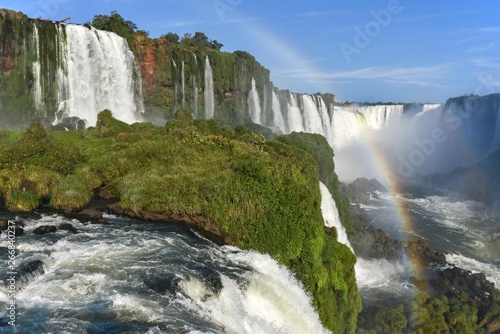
32, 225, 57, 235
14, 260, 45, 288
65, 209, 108, 224
403, 240, 447, 266
107, 203, 233, 245
341, 178, 388, 204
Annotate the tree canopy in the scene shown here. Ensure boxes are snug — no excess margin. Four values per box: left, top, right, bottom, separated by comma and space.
89, 11, 138, 49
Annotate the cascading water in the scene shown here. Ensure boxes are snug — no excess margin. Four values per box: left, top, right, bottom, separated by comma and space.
0, 213, 329, 333
181, 61, 186, 107
204, 56, 215, 119
356, 105, 404, 129
248, 78, 261, 124
271, 91, 287, 133
319, 182, 353, 251
302, 95, 326, 137
31, 25, 43, 112
57, 24, 144, 126
286, 94, 305, 133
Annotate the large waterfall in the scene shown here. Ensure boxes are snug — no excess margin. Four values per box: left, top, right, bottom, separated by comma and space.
56, 25, 145, 126
27, 23, 145, 126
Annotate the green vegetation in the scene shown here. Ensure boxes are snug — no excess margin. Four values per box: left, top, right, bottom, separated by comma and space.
0, 111, 361, 333
357, 290, 500, 333
89, 11, 140, 50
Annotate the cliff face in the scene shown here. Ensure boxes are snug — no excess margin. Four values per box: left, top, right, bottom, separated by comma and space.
0, 10, 70, 128
134, 34, 273, 126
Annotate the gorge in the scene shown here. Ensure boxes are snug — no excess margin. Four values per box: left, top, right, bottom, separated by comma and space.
0, 9, 499, 333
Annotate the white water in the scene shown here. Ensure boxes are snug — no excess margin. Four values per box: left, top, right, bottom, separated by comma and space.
286, 94, 305, 133
181, 61, 186, 107
180, 248, 329, 334
446, 253, 500, 288
302, 95, 326, 137
248, 78, 261, 124
271, 91, 286, 133
31, 25, 43, 112
0, 214, 329, 333
319, 182, 353, 251
58, 24, 144, 126
204, 56, 215, 119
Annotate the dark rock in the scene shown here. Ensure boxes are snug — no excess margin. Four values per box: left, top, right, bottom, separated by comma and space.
324, 226, 337, 238
341, 178, 388, 204
14, 260, 45, 287
90, 218, 108, 225
145, 273, 181, 295
59, 223, 78, 234
65, 209, 103, 223
0, 219, 8, 230
430, 266, 495, 305
409, 276, 427, 290
107, 203, 231, 245
14, 226, 24, 236
403, 240, 447, 266
32, 225, 57, 235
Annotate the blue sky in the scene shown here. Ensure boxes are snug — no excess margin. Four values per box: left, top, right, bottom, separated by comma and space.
3, 0, 500, 103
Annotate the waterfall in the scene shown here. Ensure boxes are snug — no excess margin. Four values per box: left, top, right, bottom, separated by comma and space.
204, 56, 215, 119
357, 105, 404, 129
32, 25, 43, 111
181, 60, 186, 107
302, 95, 325, 136
271, 91, 286, 133
331, 106, 368, 150
248, 77, 261, 124
287, 94, 305, 132
319, 182, 354, 252
56, 24, 144, 126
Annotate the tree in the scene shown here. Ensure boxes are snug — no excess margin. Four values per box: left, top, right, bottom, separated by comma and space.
160, 32, 180, 44
193, 31, 210, 47
89, 11, 138, 49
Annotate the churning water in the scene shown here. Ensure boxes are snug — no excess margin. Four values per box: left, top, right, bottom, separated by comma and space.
0, 213, 328, 334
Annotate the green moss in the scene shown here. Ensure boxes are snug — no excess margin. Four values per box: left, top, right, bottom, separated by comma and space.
50, 174, 91, 211
6, 189, 40, 212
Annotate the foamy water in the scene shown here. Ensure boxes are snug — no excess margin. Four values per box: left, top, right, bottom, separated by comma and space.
0, 214, 329, 333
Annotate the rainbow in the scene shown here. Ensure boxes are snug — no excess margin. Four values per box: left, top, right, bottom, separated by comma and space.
241, 19, 429, 292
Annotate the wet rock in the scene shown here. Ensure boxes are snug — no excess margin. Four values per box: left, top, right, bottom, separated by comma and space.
90, 218, 108, 225
14, 226, 24, 236
145, 273, 181, 295
0, 219, 8, 230
14, 260, 45, 287
430, 266, 495, 304
403, 240, 446, 266
32, 225, 57, 235
324, 226, 335, 237
59, 223, 78, 234
341, 177, 388, 204
65, 209, 104, 224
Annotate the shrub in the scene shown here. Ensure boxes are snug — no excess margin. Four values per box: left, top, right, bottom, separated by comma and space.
50, 175, 91, 211
6, 189, 40, 212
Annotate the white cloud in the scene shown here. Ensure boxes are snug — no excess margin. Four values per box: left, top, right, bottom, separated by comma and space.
468, 42, 497, 53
